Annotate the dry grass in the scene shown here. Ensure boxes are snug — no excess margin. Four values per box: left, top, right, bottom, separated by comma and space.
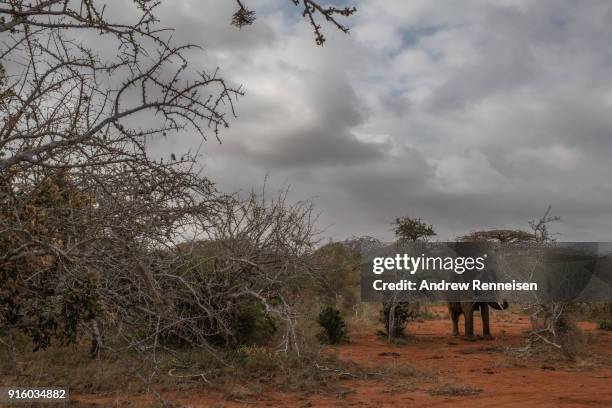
0, 336, 137, 395
428, 383, 482, 397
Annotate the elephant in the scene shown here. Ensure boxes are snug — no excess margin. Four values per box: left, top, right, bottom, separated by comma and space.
448, 301, 508, 338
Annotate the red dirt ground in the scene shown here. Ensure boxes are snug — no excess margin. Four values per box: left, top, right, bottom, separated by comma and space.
72, 308, 612, 407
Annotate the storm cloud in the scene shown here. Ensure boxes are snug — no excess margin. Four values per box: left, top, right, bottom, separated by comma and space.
149, 0, 612, 242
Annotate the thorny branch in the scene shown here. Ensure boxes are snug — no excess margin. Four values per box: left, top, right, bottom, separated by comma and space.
233, 0, 356, 45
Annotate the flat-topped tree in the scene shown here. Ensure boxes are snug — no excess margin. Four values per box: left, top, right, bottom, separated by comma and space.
458, 229, 536, 243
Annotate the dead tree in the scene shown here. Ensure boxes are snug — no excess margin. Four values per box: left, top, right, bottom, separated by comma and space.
524, 207, 581, 358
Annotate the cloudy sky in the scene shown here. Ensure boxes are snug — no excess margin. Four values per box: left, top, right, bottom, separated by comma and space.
151, 0, 612, 242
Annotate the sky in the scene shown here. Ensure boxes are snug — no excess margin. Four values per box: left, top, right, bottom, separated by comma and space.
148, 0, 612, 242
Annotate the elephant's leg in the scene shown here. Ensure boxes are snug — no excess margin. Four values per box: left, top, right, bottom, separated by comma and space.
464, 306, 475, 338
451, 310, 460, 336
481, 303, 492, 339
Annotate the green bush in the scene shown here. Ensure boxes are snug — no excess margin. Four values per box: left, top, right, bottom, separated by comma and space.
598, 319, 612, 331
380, 301, 419, 338
235, 302, 277, 346
163, 299, 277, 349
317, 307, 349, 345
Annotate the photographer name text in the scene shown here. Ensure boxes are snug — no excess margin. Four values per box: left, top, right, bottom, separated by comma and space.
372, 279, 538, 291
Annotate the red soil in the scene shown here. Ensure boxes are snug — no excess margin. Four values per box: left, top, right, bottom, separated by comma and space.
72, 308, 612, 407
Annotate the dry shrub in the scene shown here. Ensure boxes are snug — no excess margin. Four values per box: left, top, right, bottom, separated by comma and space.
527, 304, 586, 360
556, 314, 586, 360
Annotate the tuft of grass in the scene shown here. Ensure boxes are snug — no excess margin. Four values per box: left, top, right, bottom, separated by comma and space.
459, 346, 504, 355
598, 319, 612, 331
415, 306, 440, 320
383, 363, 436, 382
428, 384, 482, 397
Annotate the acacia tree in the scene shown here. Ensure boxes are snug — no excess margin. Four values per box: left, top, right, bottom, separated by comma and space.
458, 229, 536, 243
382, 217, 436, 340
0, 0, 356, 396
393, 217, 435, 243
